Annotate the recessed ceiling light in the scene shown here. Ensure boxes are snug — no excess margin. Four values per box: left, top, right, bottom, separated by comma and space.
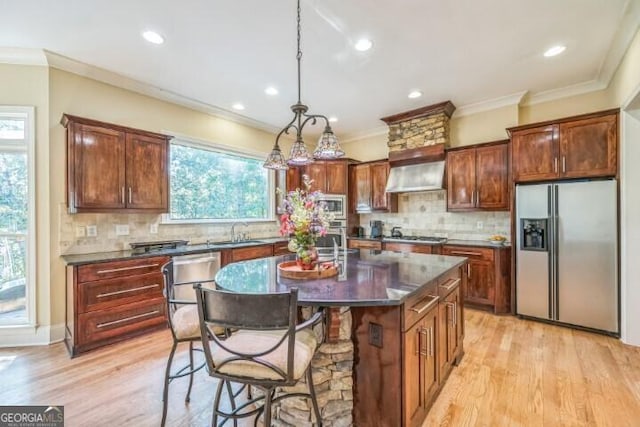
544, 45, 566, 57
142, 30, 164, 45
232, 103, 245, 111
354, 38, 373, 52
329, 116, 338, 123
408, 90, 423, 99
265, 86, 279, 96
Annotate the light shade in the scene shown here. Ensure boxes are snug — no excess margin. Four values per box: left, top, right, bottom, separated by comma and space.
314, 128, 344, 159
263, 146, 289, 170
288, 137, 314, 166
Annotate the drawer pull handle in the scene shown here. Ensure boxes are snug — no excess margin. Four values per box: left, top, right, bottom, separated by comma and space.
409, 296, 438, 314
419, 328, 429, 356
96, 263, 160, 275
96, 284, 160, 298
96, 310, 160, 328
450, 250, 483, 257
439, 278, 461, 291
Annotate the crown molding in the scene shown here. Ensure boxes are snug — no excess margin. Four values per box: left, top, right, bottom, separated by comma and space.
597, 0, 640, 87
453, 91, 528, 117
523, 79, 608, 106
41, 49, 280, 135
0, 47, 48, 66
340, 125, 388, 144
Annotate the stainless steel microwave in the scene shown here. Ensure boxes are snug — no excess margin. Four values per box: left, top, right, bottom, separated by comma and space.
318, 195, 347, 219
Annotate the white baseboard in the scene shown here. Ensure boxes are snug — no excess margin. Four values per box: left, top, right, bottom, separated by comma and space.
0, 323, 65, 347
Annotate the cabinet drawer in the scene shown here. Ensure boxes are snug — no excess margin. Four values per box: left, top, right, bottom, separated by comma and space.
77, 297, 166, 345
438, 267, 462, 298
404, 294, 439, 332
232, 244, 273, 262
348, 239, 382, 250
77, 256, 168, 282
78, 272, 164, 313
441, 245, 493, 262
383, 242, 432, 254
273, 241, 291, 256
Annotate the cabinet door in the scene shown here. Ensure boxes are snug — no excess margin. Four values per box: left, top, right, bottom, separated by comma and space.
559, 114, 617, 178
125, 133, 168, 210
354, 164, 372, 212
304, 162, 327, 192
325, 161, 348, 194
371, 162, 396, 211
438, 302, 452, 381
286, 167, 301, 192
446, 149, 476, 210
475, 143, 509, 210
511, 125, 559, 182
467, 260, 495, 306
422, 309, 439, 405
71, 123, 126, 210
447, 287, 462, 361
403, 319, 426, 427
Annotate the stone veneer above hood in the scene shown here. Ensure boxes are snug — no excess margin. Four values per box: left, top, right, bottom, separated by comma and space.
381, 101, 456, 153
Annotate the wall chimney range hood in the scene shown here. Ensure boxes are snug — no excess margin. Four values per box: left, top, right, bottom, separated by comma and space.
380, 101, 455, 194
385, 144, 446, 193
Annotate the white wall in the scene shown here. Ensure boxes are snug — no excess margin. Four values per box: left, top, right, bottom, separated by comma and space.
621, 108, 640, 346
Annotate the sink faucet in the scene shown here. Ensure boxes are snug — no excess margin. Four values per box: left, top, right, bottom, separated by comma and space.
231, 221, 248, 242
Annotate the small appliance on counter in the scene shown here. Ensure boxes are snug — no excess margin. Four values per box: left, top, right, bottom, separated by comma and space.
370, 220, 383, 238
391, 227, 403, 238
354, 226, 365, 237
130, 240, 189, 254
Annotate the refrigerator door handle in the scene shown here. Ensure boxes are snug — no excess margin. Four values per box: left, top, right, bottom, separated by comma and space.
547, 185, 554, 319
553, 184, 560, 321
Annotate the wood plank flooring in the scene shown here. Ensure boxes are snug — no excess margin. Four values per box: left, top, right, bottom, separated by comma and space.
424, 310, 640, 427
1, 309, 639, 426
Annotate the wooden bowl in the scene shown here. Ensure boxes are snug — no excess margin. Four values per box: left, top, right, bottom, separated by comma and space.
277, 261, 338, 280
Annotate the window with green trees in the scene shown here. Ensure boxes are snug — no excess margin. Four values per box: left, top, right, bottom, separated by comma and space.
169, 142, 272, 221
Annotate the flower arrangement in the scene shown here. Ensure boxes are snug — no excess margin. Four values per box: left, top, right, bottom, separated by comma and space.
279, 175, 332, 269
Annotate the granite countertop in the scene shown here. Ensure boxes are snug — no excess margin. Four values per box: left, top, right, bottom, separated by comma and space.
347, 236, 511, 249
61, 237, 289, 266
214, 250, 467, 307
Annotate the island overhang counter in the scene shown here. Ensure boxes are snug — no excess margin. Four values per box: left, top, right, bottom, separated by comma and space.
215, 250, 468, 427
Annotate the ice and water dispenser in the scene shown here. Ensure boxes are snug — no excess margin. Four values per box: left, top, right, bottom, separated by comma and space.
520, 218, 548, 251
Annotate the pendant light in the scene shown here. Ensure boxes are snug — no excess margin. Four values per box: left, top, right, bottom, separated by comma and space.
263, 0, 344, 170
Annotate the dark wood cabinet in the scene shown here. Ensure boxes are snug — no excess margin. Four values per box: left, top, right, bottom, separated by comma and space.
509, 110, 618, 182
438, 280, 463, 383
62, 114, 171, 213
347, 238, 382, 250
352, 264, 464, 427
284, 161, 348, 194
447, 141, 509, 211
66, 256, 169, 356
350, 161, 397, 213
382, 242, 434, 254
442, 244, 511, 314
220, 244, 274, 266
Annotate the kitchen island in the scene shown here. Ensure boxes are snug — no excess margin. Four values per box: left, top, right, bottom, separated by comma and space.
215, 250, 468, 427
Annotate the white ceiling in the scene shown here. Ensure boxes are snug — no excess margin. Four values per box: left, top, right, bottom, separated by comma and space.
1, 0, 638, 140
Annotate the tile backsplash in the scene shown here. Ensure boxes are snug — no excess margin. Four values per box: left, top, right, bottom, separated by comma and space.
58, 204, 280, 255
359, 190, 510, 241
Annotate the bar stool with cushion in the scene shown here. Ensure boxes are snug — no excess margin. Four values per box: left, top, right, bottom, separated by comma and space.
194, 285, 324, 427
160, 261, 230, 427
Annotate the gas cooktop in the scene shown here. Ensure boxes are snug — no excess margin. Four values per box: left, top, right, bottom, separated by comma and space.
384, 236, 447, 244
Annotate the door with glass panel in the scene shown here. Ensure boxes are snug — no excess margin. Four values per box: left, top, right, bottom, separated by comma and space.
0, 109, 32, 326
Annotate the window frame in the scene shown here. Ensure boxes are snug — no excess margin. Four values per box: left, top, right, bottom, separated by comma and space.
0, 106, 36, 328
161, 134, 276, 225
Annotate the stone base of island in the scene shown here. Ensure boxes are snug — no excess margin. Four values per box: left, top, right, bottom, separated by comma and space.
215, 250, 468, 427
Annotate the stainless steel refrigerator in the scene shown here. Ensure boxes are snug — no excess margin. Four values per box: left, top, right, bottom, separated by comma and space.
515, 180, 618, 334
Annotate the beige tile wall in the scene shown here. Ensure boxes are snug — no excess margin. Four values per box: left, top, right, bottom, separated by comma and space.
58, 204, 280, 255
359, 190, 511, 241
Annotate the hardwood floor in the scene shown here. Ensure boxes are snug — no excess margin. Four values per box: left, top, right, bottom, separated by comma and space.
425, 309, 640, 427
1, 310, 639, 426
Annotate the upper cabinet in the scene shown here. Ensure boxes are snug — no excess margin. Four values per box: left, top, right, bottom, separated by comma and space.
509, 110, 618, 183
350, 160, 398, 213
62, 114, 171, 214
286, 160, 348, 194
447, 141, 509, 211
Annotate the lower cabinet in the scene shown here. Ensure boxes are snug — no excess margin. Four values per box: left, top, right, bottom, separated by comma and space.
221, 244, 274, 266
65, 256, 170, 356
351, 264, 466, 427
347, 238, 382, 250
441, 244, 511, 314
